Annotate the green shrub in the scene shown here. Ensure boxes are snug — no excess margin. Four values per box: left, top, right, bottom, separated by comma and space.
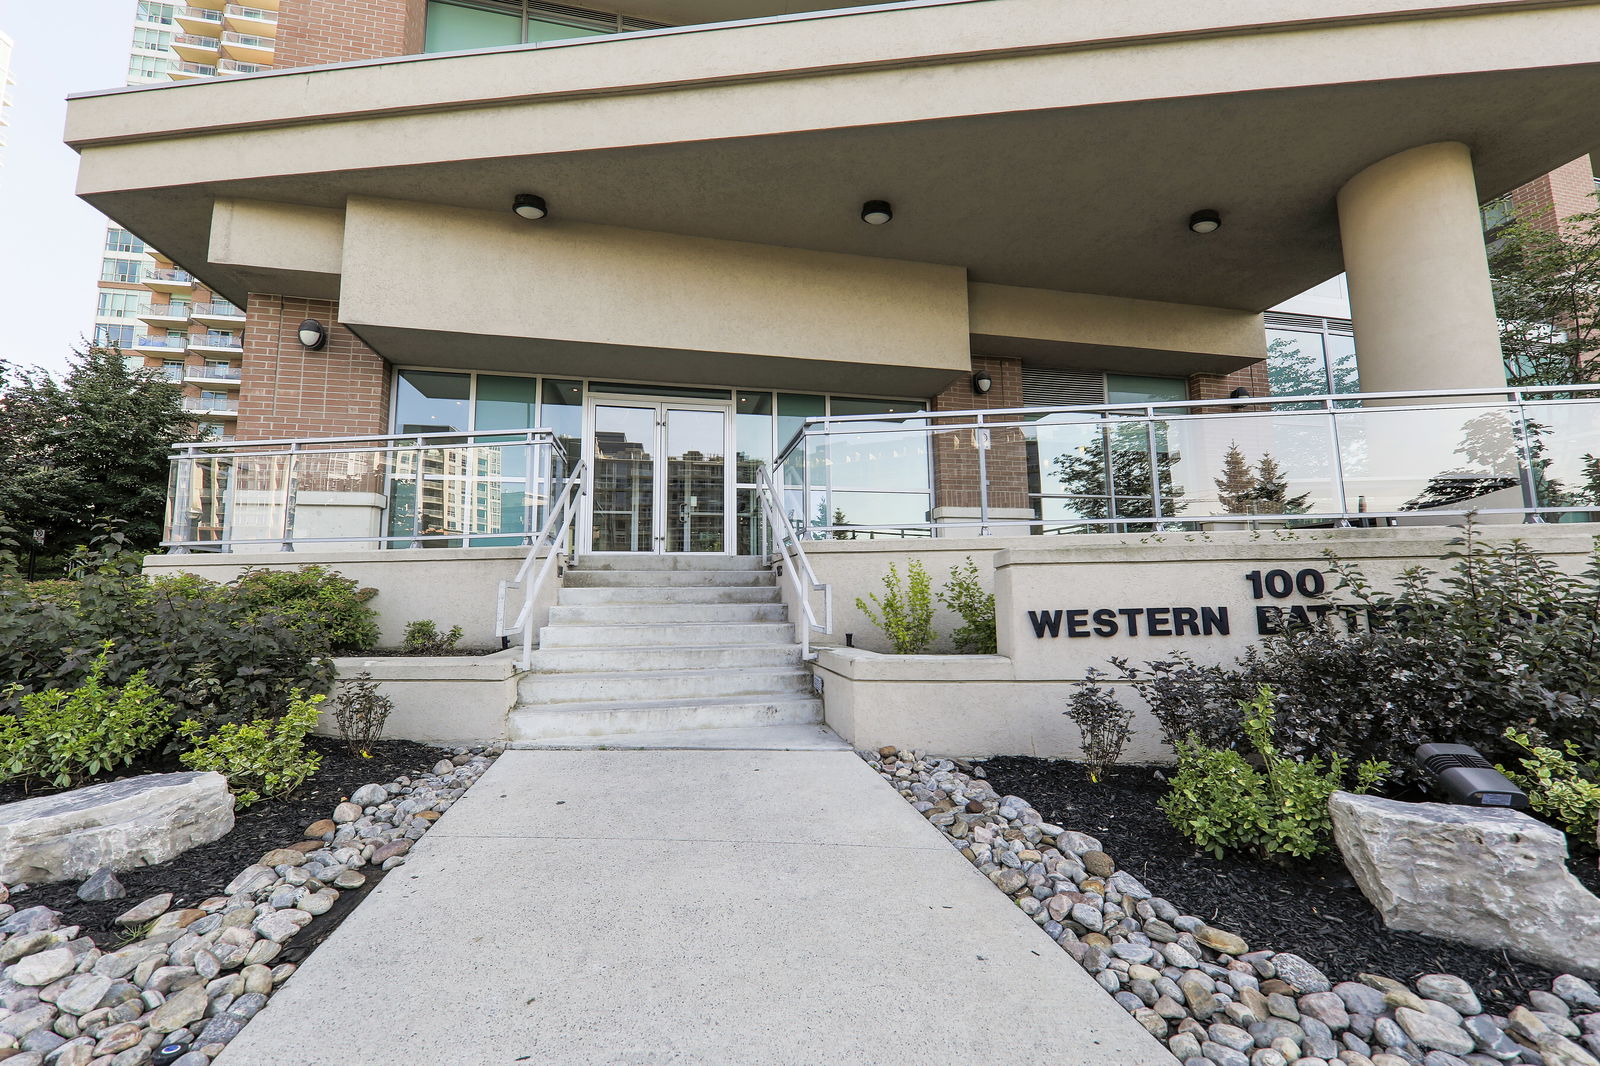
1110, 524, 1600, 780
177, 692, 325, 808
0, 530, 338, 734
855, 561, 935, 655
937, 557, 997, 654
333, 672, 393, 758
232, 565, 379, 654
1063, 668, 1134, 783
402, 620, 464, 656
1500, 728, 1600, 847
1161, 686, 1388, 859
0, 643, 173, 789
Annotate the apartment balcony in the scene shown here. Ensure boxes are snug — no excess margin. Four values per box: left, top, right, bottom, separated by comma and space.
223, 5, 277, 37
144, 268, 194, 293
220, 31, 274, 65
138, 303, 191, 327
185, 365, 243, 386
218, 60, 269, 75
190, 301, 246, 325
133, 335, 188, 353
173, 6, 224, 35
189, 334, 244, 353
183, 396, 240, 417
171, 34, 221, 63
168, 61, 217, 80
153, 365, 186, 382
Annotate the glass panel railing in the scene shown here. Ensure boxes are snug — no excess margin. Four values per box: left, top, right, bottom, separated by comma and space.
1332, 404, 1526, 517
164, 430, 569, 551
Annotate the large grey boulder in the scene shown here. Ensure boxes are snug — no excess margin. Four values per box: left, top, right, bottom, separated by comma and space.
1330, 792, 1600, 979
0, 772, 234, 885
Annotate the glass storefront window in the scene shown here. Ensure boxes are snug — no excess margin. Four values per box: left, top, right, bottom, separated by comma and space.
1267, 328, 1360, 399
525, 16, 609, 42
777, 394, 825, 456
395, 370, 470, 435
474, 374, 538, 431
736, 391, 774, 481
539, 379, 583, 472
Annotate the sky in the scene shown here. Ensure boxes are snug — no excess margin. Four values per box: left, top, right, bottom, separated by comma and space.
0, 1, 139, 379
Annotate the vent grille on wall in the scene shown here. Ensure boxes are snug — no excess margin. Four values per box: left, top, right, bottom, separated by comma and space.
1264, 311, 1354, 335
527, 1, 668, 31
1021, 367, 1105, 408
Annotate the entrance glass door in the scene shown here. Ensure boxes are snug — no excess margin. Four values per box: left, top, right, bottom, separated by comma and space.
588, 399, 731, 553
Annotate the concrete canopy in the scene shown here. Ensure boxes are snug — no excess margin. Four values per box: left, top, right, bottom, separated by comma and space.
67, 0, 1600, 315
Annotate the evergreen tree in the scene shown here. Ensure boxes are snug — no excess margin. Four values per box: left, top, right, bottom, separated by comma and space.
0, 347, 188, 570
1213, 441, 1257, 512
1246, 453, 1312, 515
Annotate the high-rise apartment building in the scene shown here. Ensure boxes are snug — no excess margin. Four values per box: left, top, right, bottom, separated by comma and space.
0, 30, 15, 184
96, 1, 280, 440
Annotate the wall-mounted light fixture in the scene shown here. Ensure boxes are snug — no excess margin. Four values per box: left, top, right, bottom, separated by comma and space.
1230, 386, 1253, 399
513, 193, 548, 221
861, 200, 894, 226
1189, 209, 1222, 234
297, 319, 328, 351
972, 370, 993, 395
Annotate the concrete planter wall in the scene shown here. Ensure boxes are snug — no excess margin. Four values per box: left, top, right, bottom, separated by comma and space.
327, 651, 523, 745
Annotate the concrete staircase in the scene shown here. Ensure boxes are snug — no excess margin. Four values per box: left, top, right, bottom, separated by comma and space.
508, 555, 825, 746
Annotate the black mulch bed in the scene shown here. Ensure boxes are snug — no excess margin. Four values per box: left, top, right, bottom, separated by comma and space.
980, 756, 1600, 1016
3, 736, 446, 946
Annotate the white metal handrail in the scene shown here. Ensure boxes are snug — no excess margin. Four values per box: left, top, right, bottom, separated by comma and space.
496, 458, 589, 669
755, 464, 831, 660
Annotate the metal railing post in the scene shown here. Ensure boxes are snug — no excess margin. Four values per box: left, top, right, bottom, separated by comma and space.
1326, 397, 1355, 527
1144, 409, 1163, 525
280, 442, 300, 551
1512, 398, 1547, 523
975, 413, 991, 536
409, 446, 425, 549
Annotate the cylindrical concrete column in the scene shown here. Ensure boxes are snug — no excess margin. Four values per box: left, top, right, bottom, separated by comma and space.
1337, 142, 1507, 396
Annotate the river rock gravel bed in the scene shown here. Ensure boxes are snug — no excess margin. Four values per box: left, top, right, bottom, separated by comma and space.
0, 746, 498, 1065
867, 747, 1600, 1066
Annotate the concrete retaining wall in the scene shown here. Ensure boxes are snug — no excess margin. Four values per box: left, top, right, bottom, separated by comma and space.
142, 545, 560, 650
327, 651, 522, 745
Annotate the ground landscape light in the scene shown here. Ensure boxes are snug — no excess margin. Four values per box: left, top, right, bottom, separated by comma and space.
297, 319, 327, 350
973, 370, 993, 394
513, 193, 548, 220
1189, 209, 1222, 234
861, 200, 894, 225
1416, 742, 1529, 808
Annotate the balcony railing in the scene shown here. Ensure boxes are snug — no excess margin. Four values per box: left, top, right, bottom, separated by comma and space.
145, 268, 193, 284
221, 31, 274, 49
135, 335, 188, 350
191, 302, 245, 318
139, 303, 190, 319
176, 6, 223, 23
187, 365, 243, 382
224, 5, 277, 22
774, 385, 1600, 537
171, 62, 217, 77
218, 60, 268, 74
155, 366, 185, 382
173, 33, 220, 50
183, 396, 240, 415
164, 430, 569, 551
190, 334, 243, 350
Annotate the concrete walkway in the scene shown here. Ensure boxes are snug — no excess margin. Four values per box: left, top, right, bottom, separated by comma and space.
216, 750, 1175, 1066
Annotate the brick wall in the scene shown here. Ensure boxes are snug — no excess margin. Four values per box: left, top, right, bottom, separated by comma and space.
1510, 156, 1599, 235
1188, 362, 1270, 403
274, 0, 425, 69
929, 355, 1030, 512
237, 296, 392, 440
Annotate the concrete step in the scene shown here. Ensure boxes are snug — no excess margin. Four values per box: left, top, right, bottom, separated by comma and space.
507, 694, 823, 742
569, 555, 768, 572
547, 603, 789, 626
511, 723, 849, 751
556, 585, 781, 606
527, 643, 804, 674
519, 666, 811, 705
564, 569, 776, 589
539, 622, 795, 648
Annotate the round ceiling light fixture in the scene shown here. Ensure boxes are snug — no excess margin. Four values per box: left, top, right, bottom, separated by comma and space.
1188, 209, 1222, 234
861, 200, 894, 226
513, 193, 549, 221
297, 319, 328, 350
